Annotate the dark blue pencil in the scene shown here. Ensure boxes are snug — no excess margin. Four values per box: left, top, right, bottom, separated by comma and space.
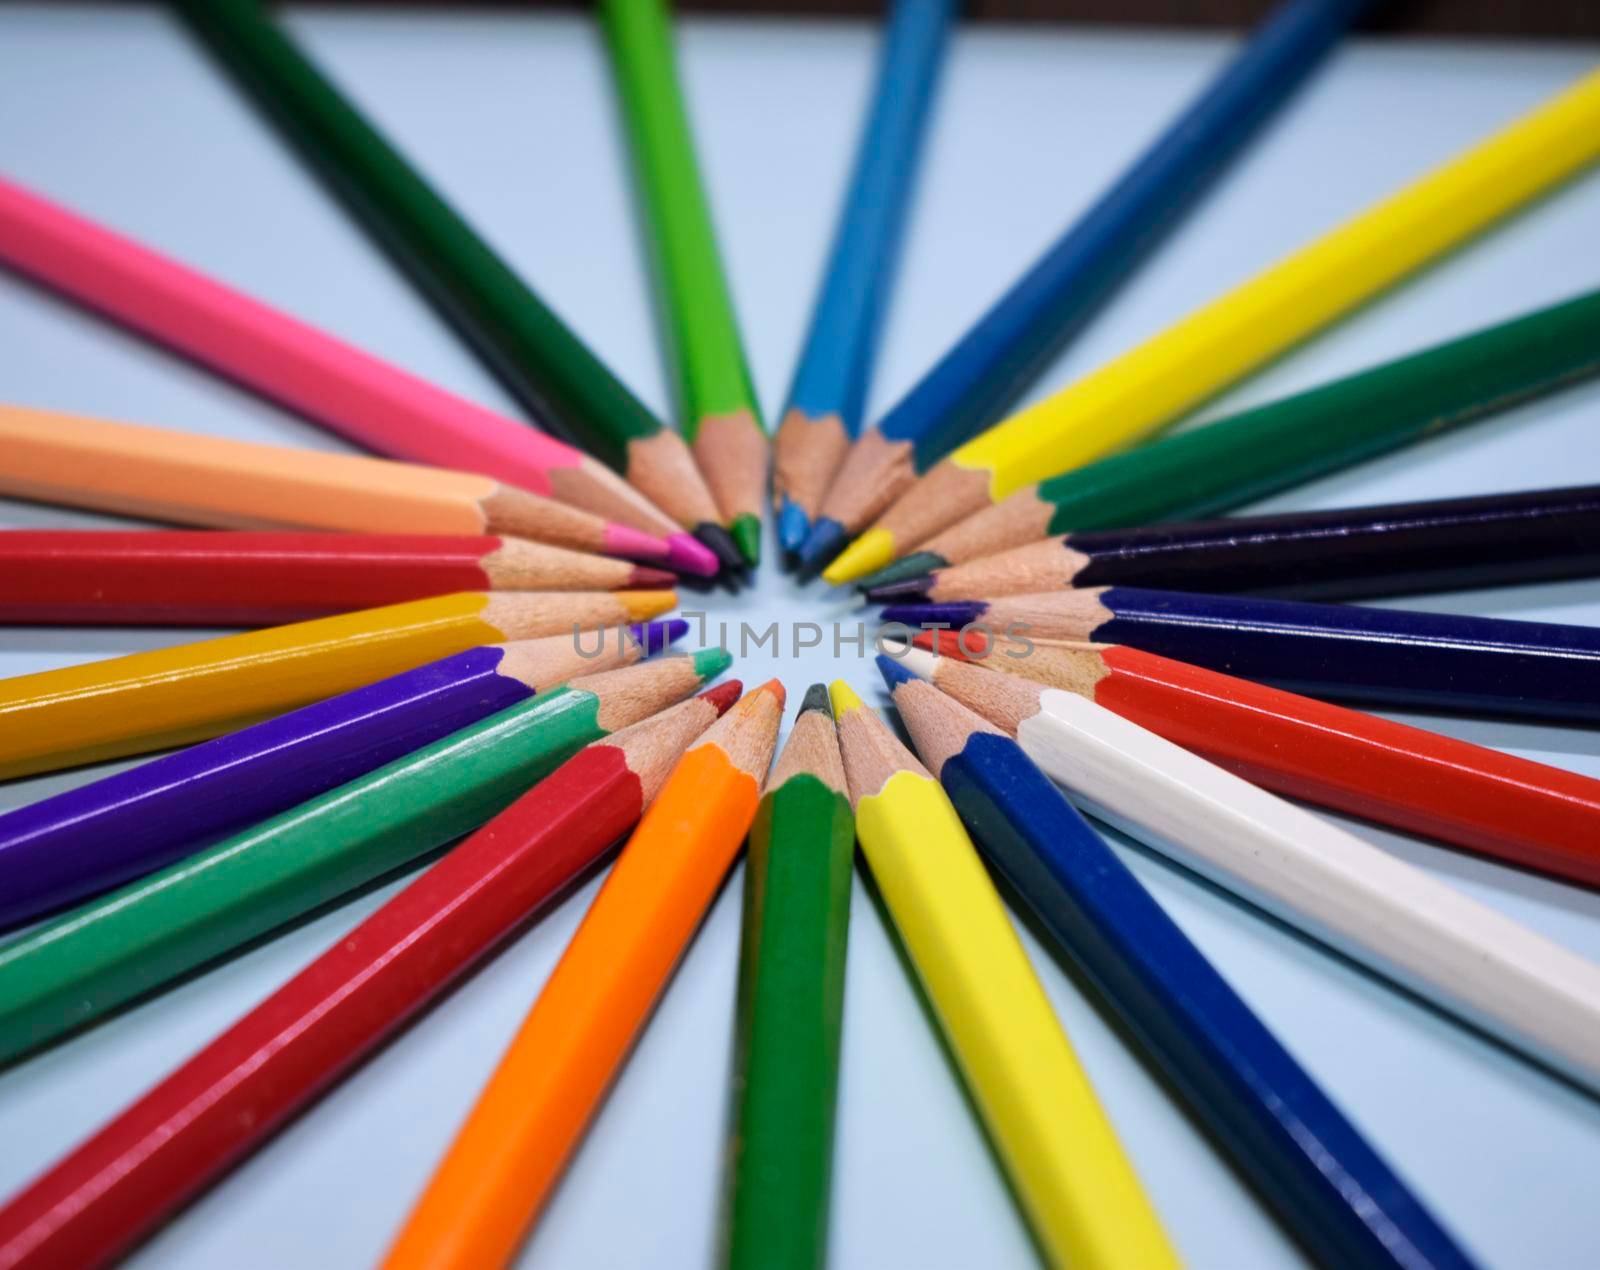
773, 0, 953, 556
876, 654, 1476, 1270
796, 0, 1368, 572
880, 587, 1600, 721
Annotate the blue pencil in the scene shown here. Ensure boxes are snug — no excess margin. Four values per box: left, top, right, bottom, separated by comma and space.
797, 0, 1367, 572
881, 586, 1600, 722
773, 0, 953, 556
876, 654, 1476, 1270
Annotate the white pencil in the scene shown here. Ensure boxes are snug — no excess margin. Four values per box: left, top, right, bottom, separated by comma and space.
892, 644, 1600, 1093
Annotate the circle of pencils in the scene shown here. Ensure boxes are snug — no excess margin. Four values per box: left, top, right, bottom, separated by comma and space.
0, 682, 741, 1270
0, 530, 679, 625
381, 680, 784, 1270
0, 622, 684, 930
6, 10, 1600, 1266
0, 651, 731, 1068
174, 0, 740, 575
876, 654, 1474, 1270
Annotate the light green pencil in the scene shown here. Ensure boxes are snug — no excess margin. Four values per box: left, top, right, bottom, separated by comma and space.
601, 0, 768, 565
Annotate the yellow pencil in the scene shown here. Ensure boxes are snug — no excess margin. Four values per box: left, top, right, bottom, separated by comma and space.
828, 680, 1175, 1268
825, 65, 1600, 583
0, 590, 675, 779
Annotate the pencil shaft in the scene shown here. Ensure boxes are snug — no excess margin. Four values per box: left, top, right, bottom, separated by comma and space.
725, 776, 854, 1270
0, 684, 613, 1064
880, 0, 1364, 468
939, 734, 1471, 1269
784, 0, 950, 430
600, 0, 760, 424
177, 0, 665, 470
0, 743, 652, 1270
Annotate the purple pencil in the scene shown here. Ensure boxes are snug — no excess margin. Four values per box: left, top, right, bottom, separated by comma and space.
0, 620, 685, 928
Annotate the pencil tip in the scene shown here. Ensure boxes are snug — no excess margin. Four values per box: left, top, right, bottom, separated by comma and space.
880, 601, 982, 628
616, 589, 679, 622
627, 618, 690, 654
777, 500, 811, 554
690, 646, 734, 679
795, 518, 846, 575
799, 682, 831, 715
665, 532, 721, 577
754, 677, 787, 708
828, 679, 865, 721
875, 653, 920, 692
694, 522, 747, 572
731, 514, 763, 566
824, 529, 896, 585
699, 679, 743, 713
605, 523, 676, 562
863, 576, 932, 603
857, 551, 945, 591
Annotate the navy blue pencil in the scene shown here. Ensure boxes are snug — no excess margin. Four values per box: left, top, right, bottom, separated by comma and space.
773, 0, 953, 556
876, 654, 1476, 1270
797, 0, 1367, 572
880, 587, 1600, 722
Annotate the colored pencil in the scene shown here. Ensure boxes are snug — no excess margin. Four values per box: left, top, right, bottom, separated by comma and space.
0, 589, 676, 779
883, 587, 1600, 721
0, 621, 685, 930
723, 684, 854, 1270
797, 0, 1365, 571
382, 680, 784, 1270
175, 0, 741, 572
0, 403, 673, 563
0, 650, 732, 1067
601, 0, 768, 565
895, 649, 1600, 1092
772, 0, 952, 555
0, 683, 740, 1270
876, 655, 1473, 1270
0, 176, 719, 576
912, 628, 1600, 888
0, 530, 678, 625
827, 679, 1174, 1269
866, 483, 1600, 605
861, 287, 1600, 589
825, 67, 1600, 583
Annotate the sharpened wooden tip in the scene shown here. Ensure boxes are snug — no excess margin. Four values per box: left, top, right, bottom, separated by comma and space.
568, 654, 724, 732
695, 680, 785, 780
766, 692, 847, 796
491, 630, 643, 690
604, 689, 739, 806
879, 659, 1001, 780
829, 679, 929, 807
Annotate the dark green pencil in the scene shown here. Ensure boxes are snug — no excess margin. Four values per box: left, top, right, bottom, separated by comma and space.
859, 285, 1600, 590
175, 0, 737, 574
723, 684, 854, 1270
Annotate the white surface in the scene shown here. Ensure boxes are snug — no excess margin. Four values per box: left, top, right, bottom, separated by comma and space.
0, 6, 1599, 1268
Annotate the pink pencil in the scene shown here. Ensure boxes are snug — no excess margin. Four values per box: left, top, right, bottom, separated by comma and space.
0, 176, 717, 576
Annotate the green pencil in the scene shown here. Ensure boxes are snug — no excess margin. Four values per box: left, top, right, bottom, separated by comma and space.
174, 0, 737, 574
723, 684, 854, 1270
0, 651, 730, 1065
601, 0, 769, 565
859, 285, 1600, 589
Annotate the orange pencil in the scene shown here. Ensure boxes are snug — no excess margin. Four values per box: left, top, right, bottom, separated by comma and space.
382, 679, 785, 1270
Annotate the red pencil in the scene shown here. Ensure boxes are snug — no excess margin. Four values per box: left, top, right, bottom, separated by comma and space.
0, 683, 739, 1270
0, 531, 677, 625
912, 629, 1600, 887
